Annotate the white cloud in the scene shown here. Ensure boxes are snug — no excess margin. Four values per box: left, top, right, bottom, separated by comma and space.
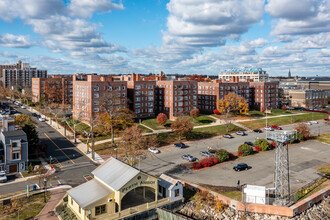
68, 0, 124, 19
0, 34, 34, 48
266, 0, 330, 36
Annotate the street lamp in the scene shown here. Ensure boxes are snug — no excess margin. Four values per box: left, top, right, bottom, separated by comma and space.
43, 177, 47, 203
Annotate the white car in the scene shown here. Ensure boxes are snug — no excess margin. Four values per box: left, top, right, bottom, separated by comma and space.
148, 147, 160, 154
0, 171, 7, 183
305, 121, 312, 125
310, 120, 318, 124
39, 117, 46, 122
21, 105, 26, 109
264, 127, 274, 131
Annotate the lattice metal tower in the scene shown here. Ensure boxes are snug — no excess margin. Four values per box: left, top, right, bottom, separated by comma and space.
268, 130, 296, 206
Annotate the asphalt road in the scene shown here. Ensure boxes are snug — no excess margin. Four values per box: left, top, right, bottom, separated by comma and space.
140, 121, 330, 176
0, 102, 97, 195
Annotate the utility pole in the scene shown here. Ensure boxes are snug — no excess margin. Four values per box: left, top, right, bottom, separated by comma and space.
265, 105, 268, 139
91, 118, 95, 160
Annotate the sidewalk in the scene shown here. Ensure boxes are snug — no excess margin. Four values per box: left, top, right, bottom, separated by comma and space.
28, 107, 104, 164
35, 187, 69, 220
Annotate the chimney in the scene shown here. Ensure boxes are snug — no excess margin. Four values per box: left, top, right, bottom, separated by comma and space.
136, 74, 141, 81
2, 118, 8, 132
132, 73, 136, 81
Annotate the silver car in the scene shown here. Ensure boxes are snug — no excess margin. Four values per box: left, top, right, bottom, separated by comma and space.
0, 171, 7, 183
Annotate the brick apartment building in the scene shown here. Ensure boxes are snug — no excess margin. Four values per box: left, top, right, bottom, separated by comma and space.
72, 74, 127, 123
32, 75, 73, 104
197, 80, 250, 113
155, 80, 198, 120
2, 63, 47, 89
127, 74, 156, 118
249, 81, 279, 110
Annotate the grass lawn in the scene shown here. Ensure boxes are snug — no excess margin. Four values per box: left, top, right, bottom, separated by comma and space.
138, 124, 153, 133
317, 163, 330, 177
239, 112, 327, 129
141, 118, 173, 130
317, 133, 330, 145
213, 109, 296, 120
190, 115, 215, 126
297, 178, 330, 201
0, 192, 50, 220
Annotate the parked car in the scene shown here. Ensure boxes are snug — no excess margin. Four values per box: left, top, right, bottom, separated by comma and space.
264, 127, 274, 131
223, 134, 234, 139
208, 147, 217, 154
233, 163, 249, 171
174, 142, 186, 148
236, 131, 246, 136
244, 141, 254, 146
0, 171, 7, 183
21, 105, 26, 109
181, 154, 198, 162
200, 151, 213, 157
253, 129, 263, 133
39, 117, 46, 122
148, 147, 160, 154
310, 120, 318, 124
305, 121, 312, 125
271, 125, 282, 130
32, 113, 38, 117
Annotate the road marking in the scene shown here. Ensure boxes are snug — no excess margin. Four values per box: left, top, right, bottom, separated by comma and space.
44, 133, 76, 165
32, 122, 39, 128
57, 180, 61, 185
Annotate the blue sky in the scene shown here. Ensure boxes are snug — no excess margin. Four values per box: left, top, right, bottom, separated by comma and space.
0, 0, 329, 76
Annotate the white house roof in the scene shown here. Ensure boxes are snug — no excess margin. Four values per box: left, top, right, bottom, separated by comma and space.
67, 179, 113, 209
159, 174, 181, 190
91, 157, 140, 191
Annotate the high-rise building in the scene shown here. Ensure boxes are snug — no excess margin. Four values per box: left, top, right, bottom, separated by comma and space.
32, 75, 73, 104
2, 61, 47, 88
249, 81, 279, 110
219, 67, 269, 82
0, 60, 22, 78
72, 74, 127, 123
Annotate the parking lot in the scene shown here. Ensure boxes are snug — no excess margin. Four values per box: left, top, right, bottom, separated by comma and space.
140, 122, 330, 191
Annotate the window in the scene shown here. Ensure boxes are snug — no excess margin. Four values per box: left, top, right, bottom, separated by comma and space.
148, 97, 153, 101
122, 86, 126, 90
94, 93, 99, 98
95, 205, 106, 216
148, 108, 153, 113
108, 86, 112, 90
175, 189, 180, 197
94, 86, 99, 91
12, 152, 20, 160
136, 91, 140, 95
114, 86, 120, 90
135, 85, 141, 90
148, 91, 153, 95
122, 93, 126, 97
148, 85, 153, 89
93, 108, 99, 112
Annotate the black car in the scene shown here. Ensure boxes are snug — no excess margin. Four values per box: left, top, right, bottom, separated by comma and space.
32, 113, 38, 117
223, 134, 234, 139
244, 141, 254, 146
253, 129, 263, 133
233, 163, 249, 171
174, 142, 186, 148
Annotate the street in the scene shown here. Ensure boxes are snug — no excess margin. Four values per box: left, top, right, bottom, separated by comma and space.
0, 102, 97, 195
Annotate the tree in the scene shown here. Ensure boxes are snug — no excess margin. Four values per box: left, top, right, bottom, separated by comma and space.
98, 95, 134, 148
14, 114, 32, 127
22, 123, 40, 157
295, 123, 310, 140
190, 109, 200, 121
254, 138, 271, 151
238, 144, 253, 156
215, 149, 229, 163
261, 106, 266, 112
282, 105, 287, 111
44, 80, 64, 104
157, 113, 168, 125
217, 92, 249, 132
171, 117, 193, 140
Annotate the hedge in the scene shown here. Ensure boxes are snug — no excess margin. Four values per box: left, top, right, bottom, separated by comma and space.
238, 144, 253, 156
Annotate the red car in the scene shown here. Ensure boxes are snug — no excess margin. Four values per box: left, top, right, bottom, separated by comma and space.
271, 125, 282, 130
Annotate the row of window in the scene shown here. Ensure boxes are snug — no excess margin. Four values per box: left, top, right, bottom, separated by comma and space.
135, 85, 154, 89
135, 108, 153, 113
135, 97, 153, 101
94, 85, 125, 91
135, 91, 153, 96
157, 84, 197, 89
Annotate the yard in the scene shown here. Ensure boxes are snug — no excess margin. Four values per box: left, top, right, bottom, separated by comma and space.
0, 192, 50, 220
239, 112, 327, 130
213, 109, 296, 120
317, 133, 330, 145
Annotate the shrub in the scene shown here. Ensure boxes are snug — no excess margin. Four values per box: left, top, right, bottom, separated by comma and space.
254, 138, 271, 151
157, 113, 168, 125
193, 162, 202, 169
27, 163, 33, 173
271, 142, 277, 148
238, 144, 253, 156
228, 152, 237, 160
213, 109, 220, 115
238, 151, 243, 156
215, 149, 229, 163
192, 157, 219, 169
254, 146, 261, 152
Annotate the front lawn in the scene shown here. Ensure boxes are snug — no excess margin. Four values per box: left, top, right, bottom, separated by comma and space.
0, 192, 50, 220
190, 115, 215, 126
317, 133, 330, 145
141, 118, 173, 130
239, 112, 327, 129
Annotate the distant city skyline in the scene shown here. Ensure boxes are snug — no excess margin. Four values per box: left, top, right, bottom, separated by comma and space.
0, 0, 329, 76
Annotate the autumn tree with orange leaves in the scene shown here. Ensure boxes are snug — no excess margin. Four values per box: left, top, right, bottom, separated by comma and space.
157, 113, 168, 125
44, 80, 64, 104
217, 92, 249, 132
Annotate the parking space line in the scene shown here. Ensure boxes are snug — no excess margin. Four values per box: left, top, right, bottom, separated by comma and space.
44, 133, 75, 165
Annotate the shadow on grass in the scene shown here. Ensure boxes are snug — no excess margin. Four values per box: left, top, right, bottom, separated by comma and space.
197, 119, 214, 124
185, 131, 214, 140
